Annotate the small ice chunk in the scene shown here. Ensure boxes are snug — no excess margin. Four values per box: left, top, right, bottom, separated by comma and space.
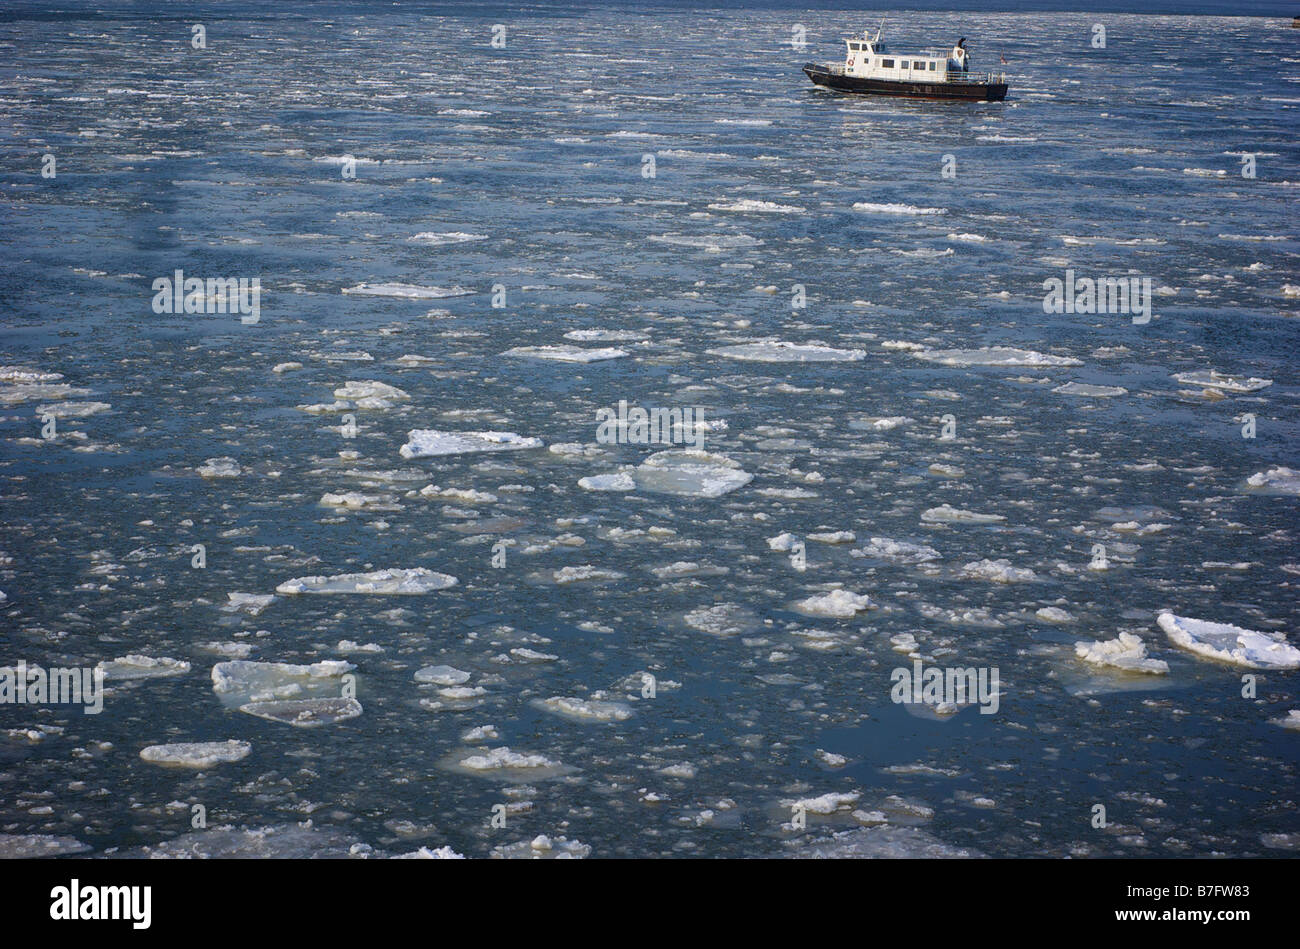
797, 589, 872, 618
1074, 633, 1169, 675
198, 457, 242, 479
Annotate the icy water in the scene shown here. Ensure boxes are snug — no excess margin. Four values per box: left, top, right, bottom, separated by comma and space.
1, 2, 1298, 859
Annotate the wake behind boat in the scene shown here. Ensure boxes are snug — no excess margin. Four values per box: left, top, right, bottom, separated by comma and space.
804, 22, 1007, 101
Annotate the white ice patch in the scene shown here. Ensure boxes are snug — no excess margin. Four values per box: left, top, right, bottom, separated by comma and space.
1054, 382, 1127, 397
97, 655, 191, 680
852, 537, 942, 564
960, 559, 1037, 583
707, 199, 804, 214
452, 746, 571, 779
197, 457, 242, 479
921, 505, 1005, 525
707, 340, 866, 362
276, 567, 457, 595
1075, 633, 1169, 675
1158, 612, 1300, 669
239, 698, 363, 727
563, 329, 648, 342
333, 380, 410, 402
1171, 370, 1271, 393
685, 603, 759, 637
0, 835, 92, 858
1245, 467, 1300, 496
399, 430, 544, 458
913, 347, 1082, 368
503, 345, 628, 362
211, 659, 355, 704
786, 791, 861, 814
648, 233, 763, 252
414, 665, 471, 686
140, 740, 252, 768
409, 231, 488, 245
536, 696, 633, 723
796, 589, 872, 618
553, 565, 625, 584
852, 202, 945, 216
222, 592, 276, 616
582, 449, 752, 498
342, 283, 473, 298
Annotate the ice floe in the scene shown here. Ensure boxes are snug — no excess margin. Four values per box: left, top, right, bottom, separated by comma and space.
197, 457, 243, 479
1171, 370, 1271, 393
852, 537, 942, 564
1158, 612, 1300, 669
414, 665, 471, 686
707, 340, 866, 362
921, 505, 1005, 525
276, 567, 457, 595
959, 559, 1037, 583
399, 430, 544, 458
491, 835, 590, 859
97, 655, 191, 680
852, 202, 945, 216
796, 589, 872, 618
535, 696, 633, 723
913, 347, 1082, 368
1054, 382, 1127, 397
1245, 467, 1300, 495
0, 834, 92, 858
503, 344, 628, 362
239, 697, 363, 727
212, 659, 355, 704
140, 740, 252, 768
449, 746, 573, 780
342, 283, 473, 298
1074, 633, 1169, 675
581, 449, 752, 498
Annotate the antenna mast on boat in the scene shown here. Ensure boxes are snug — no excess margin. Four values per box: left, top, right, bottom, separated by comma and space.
875, 17, 885, 43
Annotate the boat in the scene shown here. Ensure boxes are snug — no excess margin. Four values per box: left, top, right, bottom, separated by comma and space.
803, 21, 1008, 102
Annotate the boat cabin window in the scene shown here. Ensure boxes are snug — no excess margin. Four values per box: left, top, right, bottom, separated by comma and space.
913, 61, 924, 69
929, 62, 936, 70
881, 58, 894, 68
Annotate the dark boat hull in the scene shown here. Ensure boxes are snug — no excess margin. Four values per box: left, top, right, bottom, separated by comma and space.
803, 63, 1007, 102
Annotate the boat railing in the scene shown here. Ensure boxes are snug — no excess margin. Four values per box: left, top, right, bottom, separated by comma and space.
945, 70, 1005, 85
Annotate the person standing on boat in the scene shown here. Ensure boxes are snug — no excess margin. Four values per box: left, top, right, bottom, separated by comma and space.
951, 38, 969, 72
